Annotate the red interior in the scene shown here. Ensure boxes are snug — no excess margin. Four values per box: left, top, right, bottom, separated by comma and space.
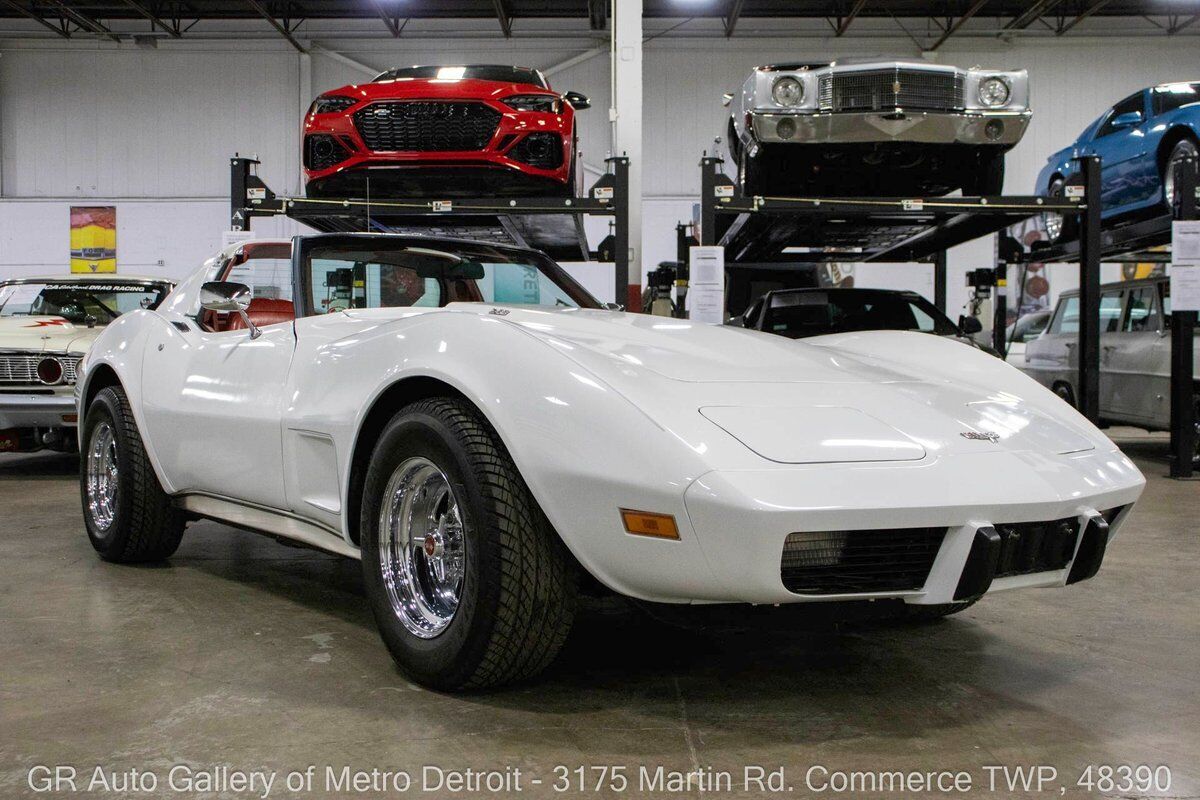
213, 298, 296, 332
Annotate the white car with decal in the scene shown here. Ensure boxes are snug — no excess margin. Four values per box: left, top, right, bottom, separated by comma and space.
76, 234, 1144, 689
0, 275, 172, 453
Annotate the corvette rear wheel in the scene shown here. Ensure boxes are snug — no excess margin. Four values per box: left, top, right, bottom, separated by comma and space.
81, 385, 185, 562
360, 397, 576, 690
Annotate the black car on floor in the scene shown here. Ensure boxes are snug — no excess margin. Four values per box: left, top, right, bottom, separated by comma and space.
737, 287, 996, 355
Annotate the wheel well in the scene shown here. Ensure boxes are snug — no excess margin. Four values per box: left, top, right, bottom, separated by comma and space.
1051, 380, 1076, 405
82, 364, 122, 414
1156, 126, 1199, 171
345, 376, 469, 545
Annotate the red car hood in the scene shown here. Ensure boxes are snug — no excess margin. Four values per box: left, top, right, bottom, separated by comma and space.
330, 79, 555, 103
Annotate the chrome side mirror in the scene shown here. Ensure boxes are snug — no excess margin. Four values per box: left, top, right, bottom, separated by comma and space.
722, 92, 734, 107
200, 281, 260, 339
602, 301, 625, 312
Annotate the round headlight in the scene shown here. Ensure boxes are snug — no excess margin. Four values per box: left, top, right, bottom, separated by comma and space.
37, 357, 64, 385
978, 77, 1011, 107
772, 76, 804, 107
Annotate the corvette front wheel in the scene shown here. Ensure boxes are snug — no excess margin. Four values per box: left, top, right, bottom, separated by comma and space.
360, 397, 576, 690
80, 385, 185, 562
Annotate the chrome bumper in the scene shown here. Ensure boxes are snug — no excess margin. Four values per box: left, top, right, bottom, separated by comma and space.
750, 109, 1031, 146
0, 391, 77, 430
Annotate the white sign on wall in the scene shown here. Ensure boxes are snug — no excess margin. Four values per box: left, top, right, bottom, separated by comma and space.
688, 246, 725, 325
1172, 221, 1200, 312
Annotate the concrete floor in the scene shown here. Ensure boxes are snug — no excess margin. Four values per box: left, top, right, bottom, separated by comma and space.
0, 435, 1197, 799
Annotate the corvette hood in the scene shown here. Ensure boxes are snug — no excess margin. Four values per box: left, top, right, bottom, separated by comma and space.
447, 305, 895, 384
0, 316, 101, 353
440, 305, 1101, 460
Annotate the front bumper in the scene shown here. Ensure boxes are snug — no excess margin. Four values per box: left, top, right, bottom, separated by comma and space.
750, 109, 1031, 146
0, 391, 77, 430
629, 448, 1143, 606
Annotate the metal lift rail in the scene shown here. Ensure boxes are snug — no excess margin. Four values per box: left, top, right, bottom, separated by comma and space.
229, 155, 636, 309
697, 156, 1083, 265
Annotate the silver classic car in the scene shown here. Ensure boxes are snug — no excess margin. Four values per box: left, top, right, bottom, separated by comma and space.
722, 59, 1030, 197
1023, 277, 1199, 452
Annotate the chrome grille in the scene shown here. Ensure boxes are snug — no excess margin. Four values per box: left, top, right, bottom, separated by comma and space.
0, 353, 81, 385
353, 101, 501, 152
818, 68, 963, 112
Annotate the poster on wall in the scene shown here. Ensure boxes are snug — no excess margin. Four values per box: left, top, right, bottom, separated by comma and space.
70, 206, 117, 273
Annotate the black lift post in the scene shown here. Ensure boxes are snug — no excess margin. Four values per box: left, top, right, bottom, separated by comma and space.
1077, 155, 1103, 424
229, 154, 637, 310
1169, 155, 1197, 479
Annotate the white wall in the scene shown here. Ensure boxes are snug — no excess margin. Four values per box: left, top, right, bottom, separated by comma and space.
1, 32, 1197, 315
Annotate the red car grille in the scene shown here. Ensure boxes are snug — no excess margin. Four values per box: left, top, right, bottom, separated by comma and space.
353, 101, 501, 152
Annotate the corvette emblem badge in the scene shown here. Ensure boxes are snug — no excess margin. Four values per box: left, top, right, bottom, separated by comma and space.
960, 431, 1001, 443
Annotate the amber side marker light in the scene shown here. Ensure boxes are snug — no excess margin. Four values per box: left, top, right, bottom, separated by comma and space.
620, 509, 680, 540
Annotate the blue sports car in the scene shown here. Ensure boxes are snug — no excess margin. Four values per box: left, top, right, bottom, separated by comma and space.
1037, 81, 1199, 241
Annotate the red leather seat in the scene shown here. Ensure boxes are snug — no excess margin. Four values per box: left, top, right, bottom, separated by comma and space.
218, 298, 296, 332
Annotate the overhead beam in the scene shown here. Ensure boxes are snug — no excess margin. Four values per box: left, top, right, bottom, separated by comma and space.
1057, 0, 1113, 35
723, 0, 743, 37
1169, 12, 1200, 34
929, 0, 988, 50
365, 0, 400, 37
835, 0, 867, 36
1003, 0, 1062, 30
243, 0, 305, 52
41, 0, 120, 41
491, 0, 511, 37
0, 0, 69, 36
120, 0, 180, 36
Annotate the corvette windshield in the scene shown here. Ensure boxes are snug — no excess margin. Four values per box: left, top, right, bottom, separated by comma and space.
0, 281, 170, 323
373, 65, 547, 87
305, 241, 598, 314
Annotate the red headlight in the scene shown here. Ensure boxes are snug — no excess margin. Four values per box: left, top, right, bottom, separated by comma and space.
36, 357, 64, 385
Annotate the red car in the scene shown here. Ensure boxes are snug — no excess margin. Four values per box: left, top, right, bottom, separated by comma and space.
303, 64, 589, 199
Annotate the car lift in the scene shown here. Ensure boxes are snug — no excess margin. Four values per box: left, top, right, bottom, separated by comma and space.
229, 155, 637, 310
1010, 156, 1198, 479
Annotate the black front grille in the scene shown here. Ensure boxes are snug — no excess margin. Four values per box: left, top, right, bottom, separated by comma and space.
781, 527, 946, 595
354, 101, 501, 152
304, 134, 352, 171
819, 68, 963, 112
993, 518, 1078, 578
508, 133, 563, 170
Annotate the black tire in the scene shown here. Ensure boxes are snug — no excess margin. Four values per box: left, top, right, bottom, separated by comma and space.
1054, 382, 1077, 408
899, 599, 979, 623
963, 152, 1005, 196
1164, 137, 1199, 218
80, 385, 185, 563
1043, 176, 1078, 244
359, 397, 576, 690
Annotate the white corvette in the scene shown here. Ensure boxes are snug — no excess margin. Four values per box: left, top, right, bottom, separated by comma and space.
77, 234, 1144, 689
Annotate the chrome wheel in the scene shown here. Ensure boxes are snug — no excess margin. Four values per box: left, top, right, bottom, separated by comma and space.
378, 457, 466, 638
1165, 140, 1198, 213
86, 420, 118, 530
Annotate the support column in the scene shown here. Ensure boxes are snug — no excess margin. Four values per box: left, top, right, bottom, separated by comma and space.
934, 250, 948, 313
1169, 155, 1197, 479
1077, 155, 1103, 424
612, 0, 642, 310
